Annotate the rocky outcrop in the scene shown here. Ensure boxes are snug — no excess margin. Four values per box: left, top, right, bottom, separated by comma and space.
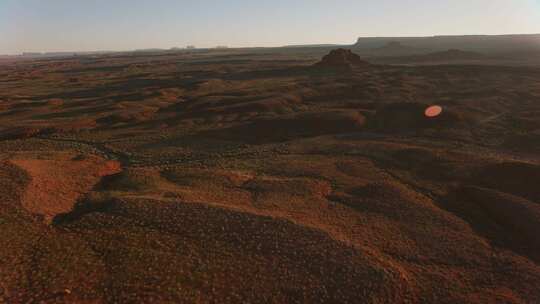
315, 49, 369, 68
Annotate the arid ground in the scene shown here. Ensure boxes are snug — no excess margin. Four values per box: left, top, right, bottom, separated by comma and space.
1, 47, 540, 303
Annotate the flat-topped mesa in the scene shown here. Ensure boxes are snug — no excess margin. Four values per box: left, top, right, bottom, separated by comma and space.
315, 48, 369, 68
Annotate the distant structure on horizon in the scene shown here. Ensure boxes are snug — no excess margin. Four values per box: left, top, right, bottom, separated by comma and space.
186, 45, 196, 49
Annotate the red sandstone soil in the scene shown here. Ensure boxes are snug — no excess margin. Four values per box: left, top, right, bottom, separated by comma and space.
10, 153, 121, 223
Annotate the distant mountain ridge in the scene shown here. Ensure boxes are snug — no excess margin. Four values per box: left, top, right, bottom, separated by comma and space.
354, 34, 540, 53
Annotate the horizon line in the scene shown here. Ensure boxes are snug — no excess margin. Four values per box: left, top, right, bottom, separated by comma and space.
3, 32, 540, 56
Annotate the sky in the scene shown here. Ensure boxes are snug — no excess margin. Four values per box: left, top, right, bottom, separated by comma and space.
1, 0, 540, 54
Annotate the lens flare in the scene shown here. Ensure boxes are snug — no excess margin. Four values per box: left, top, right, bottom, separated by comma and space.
425, 105, 443, 118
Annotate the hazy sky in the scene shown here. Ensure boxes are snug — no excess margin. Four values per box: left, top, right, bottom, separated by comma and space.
2, 0, 540, 54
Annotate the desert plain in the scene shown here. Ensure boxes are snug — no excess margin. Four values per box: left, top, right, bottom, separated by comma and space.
1, 45, 540, 303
